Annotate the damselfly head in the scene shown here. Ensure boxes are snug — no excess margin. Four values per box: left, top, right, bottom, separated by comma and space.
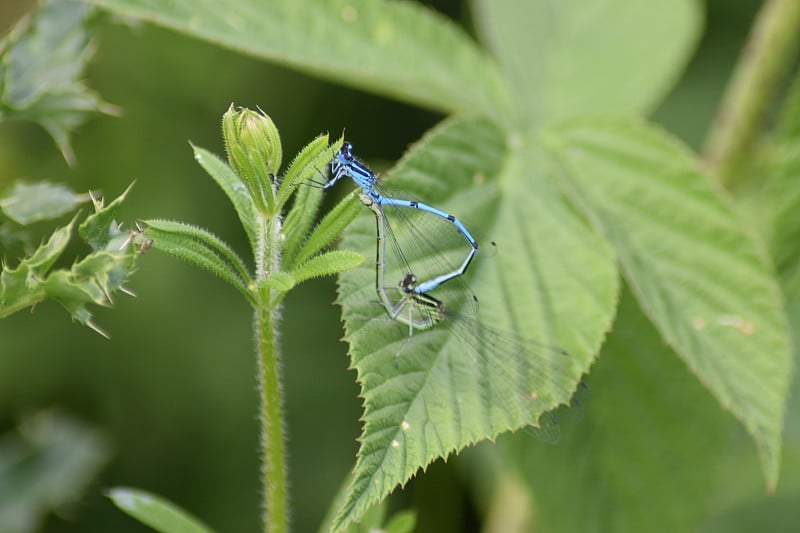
340, 141, 354, 161
400, 273, 417, 293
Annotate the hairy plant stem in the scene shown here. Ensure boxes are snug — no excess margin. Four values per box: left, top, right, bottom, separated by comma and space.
254, 213, 288, 533
704, 0, 800, 187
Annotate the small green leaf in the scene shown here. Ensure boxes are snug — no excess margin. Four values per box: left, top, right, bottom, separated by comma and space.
291, 249, 363, 285
42, 250, 137, 336
20, 217, 75, 274
0, 218, 75, 317
545, 117, 792, 489
78, 184, 133, 251
107, 487, 215, 533
277, 134, 340, 211
285, 191, 360, 272
89, 0, 512, 120
0, 181, 88, 224
191, 145, 258, 255
143, 219, 253, 302
384, 511, 416, 533
0, 0, 118, 164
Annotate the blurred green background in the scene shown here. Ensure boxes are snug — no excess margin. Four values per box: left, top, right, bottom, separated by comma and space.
0, 1, 780, 532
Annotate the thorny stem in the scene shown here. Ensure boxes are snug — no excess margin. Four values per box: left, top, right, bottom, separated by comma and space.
703, 0, 800, 187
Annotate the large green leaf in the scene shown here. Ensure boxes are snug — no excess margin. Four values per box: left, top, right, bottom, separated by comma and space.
512, 287, 729, 533
762, 71, 800, 297
472, 0, 700, 125
762, 144, 800, 297
334, 116, 617, 528
545, 117, 792, 489
89, 0, 511, 119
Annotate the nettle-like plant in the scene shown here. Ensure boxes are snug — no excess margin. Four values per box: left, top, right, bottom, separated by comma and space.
51, 0, 800, 532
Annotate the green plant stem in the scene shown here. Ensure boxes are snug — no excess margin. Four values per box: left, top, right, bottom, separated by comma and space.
254, 214, 288, 533
703, 0, 800, 186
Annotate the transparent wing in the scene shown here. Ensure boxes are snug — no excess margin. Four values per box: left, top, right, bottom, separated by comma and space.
364, 189, 480, 321
417, 295, 578, 442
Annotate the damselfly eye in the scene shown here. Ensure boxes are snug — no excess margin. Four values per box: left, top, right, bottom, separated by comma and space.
341, 142, 354, 160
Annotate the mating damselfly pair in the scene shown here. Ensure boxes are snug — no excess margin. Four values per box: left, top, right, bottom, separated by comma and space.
325, 141, 583, 442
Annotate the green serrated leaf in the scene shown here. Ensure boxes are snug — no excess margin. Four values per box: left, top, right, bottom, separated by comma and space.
143, 219, 253, 303
0, 0, 117, 164
514, 287, 729, 533
763, 144, 800, 294
472, 0, 701, 125
318, 469, 388, 533
21, 217, 75, 274
286, 191, 360, 272
334, 116, 616, 528
191, 145, 258, 256
42, 249, 137, 336
545, 117, 792, 490
107, 487, 215, 533
89, 0, 511, 120
0, 219, 75, 316
291, 249, 363, 285
0, 181, 88, 225
0, 196, 138, 332
78, 184, 133, 250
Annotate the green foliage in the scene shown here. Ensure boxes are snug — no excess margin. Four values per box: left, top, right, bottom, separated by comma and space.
473, 1, 699, 125
89, 0, 511, 119
318, 476, 415, 533
0, 182, 88, 225
544, 118, 790, 484
143, 219, 253, 301
0, 0, 117, 164
0, 411, 110, 533
512, 286, 730, 532
108, 488, 215, 533
0, 183, 140, 336
81, 0, 797, 532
